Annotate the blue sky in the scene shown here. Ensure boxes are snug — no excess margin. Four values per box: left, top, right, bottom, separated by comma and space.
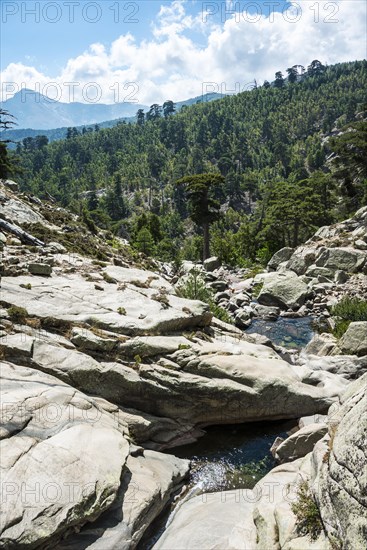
2, 1, 162, 73
1, 0, 366, 104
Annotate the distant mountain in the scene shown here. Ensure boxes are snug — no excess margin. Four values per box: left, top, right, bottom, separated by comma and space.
0, 90, 225, 145
1, 89, 147, 130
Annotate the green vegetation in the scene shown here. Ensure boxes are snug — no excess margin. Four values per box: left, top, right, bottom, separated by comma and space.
7, 306, 28, 323
117, 307, 126, 315
176, 269, 212, 302
331, 297, 367, 337
292, 481, 323, 541
11, 61, 367, 265
22, 222, 110, 261
328, 119, 367, 215
103, 272, 117, 284
0, 109, 18, 179
252, 282, 263, 298
209, 302, 233, 324
177, 173, 224, 259
178, 343, 191, 350
176, 269, 233, 323
20, 283, 32, 290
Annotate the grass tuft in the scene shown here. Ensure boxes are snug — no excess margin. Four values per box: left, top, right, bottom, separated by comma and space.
292, 481, 323, 541
331, 297, 367, 337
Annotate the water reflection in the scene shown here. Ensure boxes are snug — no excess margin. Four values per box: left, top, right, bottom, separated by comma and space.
247, 316, 314, 349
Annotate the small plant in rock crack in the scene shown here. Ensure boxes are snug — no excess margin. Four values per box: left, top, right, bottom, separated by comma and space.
20, 283, 32, 290
103, 272, 117, 284
152, 290, 170, 309
117, 307, 126, 315
292, 480, 323, 541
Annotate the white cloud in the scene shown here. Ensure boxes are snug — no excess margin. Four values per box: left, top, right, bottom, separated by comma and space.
1, 0, 365, 104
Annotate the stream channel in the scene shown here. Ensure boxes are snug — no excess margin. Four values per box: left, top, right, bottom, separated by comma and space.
141, 316, 314, 548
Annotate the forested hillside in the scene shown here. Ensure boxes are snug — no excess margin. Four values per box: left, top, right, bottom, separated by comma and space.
13, 60, 367, 265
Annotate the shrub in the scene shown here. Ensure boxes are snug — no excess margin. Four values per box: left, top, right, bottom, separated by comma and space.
331, 297, 367, 337
292, 481, 323, 541
117, 307, 126, 315
82, 208, 98, 234
7, 306, 28, 323
176, 269, 234, 324
332, 319, 351, 339
256, 244, 272, 266
176, 269, 211, 302
332, 296, 367, 320
209, 301, 233, 324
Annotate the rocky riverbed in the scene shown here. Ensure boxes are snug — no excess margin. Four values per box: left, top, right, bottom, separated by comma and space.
0, 179, 366, 549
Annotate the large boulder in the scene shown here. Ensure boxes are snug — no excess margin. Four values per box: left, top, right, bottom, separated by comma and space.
312, 374, 367, 549
71, 326, 118, 353
203, 256, 221, 272
268, 247, 294, 271
315, 247, 366, 274
2, 179, 19, 192
274, 423, 328, 463
28, 262, 52, 276
0, 192, 48, 226
57, 451, 189, 550
305, 265, 334, 279
302, 353, 367, 380
153, 490, 257, 549
304, 333, 338, 356
257, 272, 309, 310
286, 247, 317, 275
338, 321, 367, 356
0, 273, 212, 335
0, 362, 129, 549
0, 331, 347, 428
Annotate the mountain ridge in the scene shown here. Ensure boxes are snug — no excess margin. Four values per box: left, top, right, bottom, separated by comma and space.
1, 90, 225, 137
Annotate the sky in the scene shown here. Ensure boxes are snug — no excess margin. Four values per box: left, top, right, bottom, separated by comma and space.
1, 0, 366, 104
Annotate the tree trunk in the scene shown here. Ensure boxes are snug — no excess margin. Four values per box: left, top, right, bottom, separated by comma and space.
292, 219, 300, 248
0, 218, 45, 247
202, 222, 210, 260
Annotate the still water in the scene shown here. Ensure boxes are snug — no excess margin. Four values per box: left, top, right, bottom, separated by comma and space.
171, 421, 293, 493
247, 316, 314, 349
